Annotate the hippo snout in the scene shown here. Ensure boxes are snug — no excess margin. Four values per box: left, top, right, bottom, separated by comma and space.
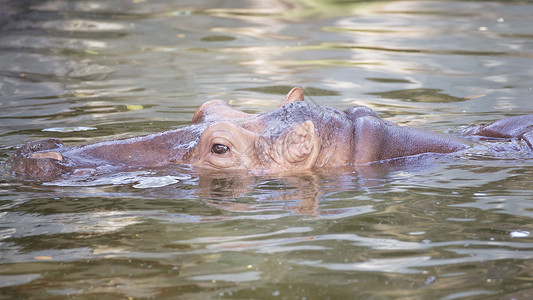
10, 138, 69, 179
19, 138, 64, 154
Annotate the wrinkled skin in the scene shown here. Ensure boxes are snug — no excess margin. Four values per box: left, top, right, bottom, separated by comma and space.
9, 87, 533, 180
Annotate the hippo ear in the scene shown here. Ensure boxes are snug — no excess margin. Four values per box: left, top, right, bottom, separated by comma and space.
282, 87, 305, 106
282, 120, 320, 168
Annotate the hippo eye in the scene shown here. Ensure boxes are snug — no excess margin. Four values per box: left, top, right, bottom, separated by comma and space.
211, 144, 229, 155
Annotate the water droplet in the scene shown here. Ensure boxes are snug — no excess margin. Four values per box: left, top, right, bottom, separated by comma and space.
424, 276, 436, 285
133, 175, 188, 189
42, 126, 97, 133
510, 230, 530, 238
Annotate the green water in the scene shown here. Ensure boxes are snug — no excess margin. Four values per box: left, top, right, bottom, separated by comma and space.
2, 0, 533, 299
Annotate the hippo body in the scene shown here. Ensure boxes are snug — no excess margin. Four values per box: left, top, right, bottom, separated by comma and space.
9, 88, 533, 180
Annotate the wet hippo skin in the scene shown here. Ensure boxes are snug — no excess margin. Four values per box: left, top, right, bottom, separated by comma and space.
9, 88, 533, 180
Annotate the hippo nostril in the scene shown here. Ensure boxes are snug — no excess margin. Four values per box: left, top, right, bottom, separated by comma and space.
31, 151, 64, 161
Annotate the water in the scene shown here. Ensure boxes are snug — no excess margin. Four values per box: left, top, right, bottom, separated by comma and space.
2, 0, 533, 298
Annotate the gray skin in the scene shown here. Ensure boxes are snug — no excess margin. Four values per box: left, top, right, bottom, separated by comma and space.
9, 88, 533, 180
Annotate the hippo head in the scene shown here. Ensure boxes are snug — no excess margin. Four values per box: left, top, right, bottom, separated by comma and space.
11, 87, 385, 179
174, 87, 356, 173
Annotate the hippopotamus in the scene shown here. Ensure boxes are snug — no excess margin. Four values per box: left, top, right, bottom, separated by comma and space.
9, 87, 533, 180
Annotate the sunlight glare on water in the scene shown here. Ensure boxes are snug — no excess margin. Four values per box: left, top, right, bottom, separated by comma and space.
2, 0, 533, 299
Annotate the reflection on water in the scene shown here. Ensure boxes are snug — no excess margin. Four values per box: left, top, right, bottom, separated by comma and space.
2, 0, 533, 299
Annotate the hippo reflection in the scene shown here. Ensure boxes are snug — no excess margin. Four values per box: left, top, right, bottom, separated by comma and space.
10, 88, 533, 180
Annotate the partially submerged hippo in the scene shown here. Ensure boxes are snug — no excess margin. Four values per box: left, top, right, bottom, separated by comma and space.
9, 88, 533, 180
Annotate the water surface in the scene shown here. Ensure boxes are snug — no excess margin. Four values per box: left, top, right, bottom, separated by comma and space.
2, 0, 533, 299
